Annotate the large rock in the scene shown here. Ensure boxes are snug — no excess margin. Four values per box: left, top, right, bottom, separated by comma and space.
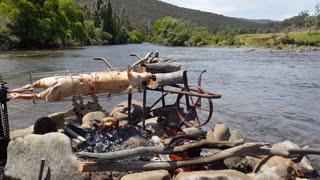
174, 170, 252, 180
272, 141, 318, 177
229, 130, 246, 142
111, 100, 144, 125
213, 124, 231, 141
206, 124, 231, 141
251, 156, 301, 180
5, 133, 88, 180
121, 170, 170, 180
10, 125, 34, 140
81, 111, 108, 130
183, 127, 204, 136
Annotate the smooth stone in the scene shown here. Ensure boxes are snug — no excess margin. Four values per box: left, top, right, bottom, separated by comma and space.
121, 170, 170, 180
206, 130, 215, 141
10, 125, 34, 140
229, 129, 246, 142
4, 133, 88, 180
252, 156, 301, 180
111, 100, 144, 124
81, 111, 108, 130
213, 124, 231, 141
183, 127, 204, 136
174, 170, 252, 180
272, 141, 317, 176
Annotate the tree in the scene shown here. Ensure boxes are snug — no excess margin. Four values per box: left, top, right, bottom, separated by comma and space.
315, 3, 320, 32
0, 0, 88, 48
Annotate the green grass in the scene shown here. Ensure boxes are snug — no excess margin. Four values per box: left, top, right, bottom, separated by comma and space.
236, 31, 320, 49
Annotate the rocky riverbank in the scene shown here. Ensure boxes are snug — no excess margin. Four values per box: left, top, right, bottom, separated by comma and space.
2, 99, 320, 180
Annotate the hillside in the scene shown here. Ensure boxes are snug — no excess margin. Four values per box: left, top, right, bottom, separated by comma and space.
75, 0, 278, 33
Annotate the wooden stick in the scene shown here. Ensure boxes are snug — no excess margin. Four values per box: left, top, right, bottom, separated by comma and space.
62, 125, 86, 142
79, 142, 266, 172
79, 143, 320, 172
77, 139, 244, 162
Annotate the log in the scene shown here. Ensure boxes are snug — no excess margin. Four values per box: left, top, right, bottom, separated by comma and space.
77, 139, 244, 162
79, 143, 320, 172
148, 70, 184, 89
62, 125, 86, 142
142, 63, 181, 73
79, 142, 266, 172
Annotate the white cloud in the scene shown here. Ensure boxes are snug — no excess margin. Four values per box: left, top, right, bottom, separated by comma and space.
160, 0, 320, 20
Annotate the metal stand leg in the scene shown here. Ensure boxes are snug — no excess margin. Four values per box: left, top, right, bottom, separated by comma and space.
0, 73, 10, 160
142, 82, 147, 130
128, 92, 132, 123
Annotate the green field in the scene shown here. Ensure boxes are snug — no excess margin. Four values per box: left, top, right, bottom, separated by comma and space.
236, 31, 320, 49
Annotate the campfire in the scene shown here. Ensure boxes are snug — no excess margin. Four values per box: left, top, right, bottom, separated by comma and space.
1, 52, 320, 180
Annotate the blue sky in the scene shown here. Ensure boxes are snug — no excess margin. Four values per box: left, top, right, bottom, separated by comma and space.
160, 0, 320, 20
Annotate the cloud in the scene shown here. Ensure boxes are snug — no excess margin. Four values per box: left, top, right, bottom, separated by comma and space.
160, 0, 320, 20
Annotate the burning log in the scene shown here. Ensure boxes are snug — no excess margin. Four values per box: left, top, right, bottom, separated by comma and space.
78, 143, 320, 172
77, 139, 244, 162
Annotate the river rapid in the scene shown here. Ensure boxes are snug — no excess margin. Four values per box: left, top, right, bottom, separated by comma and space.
0, 44, 320, 167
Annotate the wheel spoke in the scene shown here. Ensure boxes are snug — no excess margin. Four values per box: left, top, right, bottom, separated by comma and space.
183, 109, 192, 121
194, 106, 211, 112
194, 110, 200, 126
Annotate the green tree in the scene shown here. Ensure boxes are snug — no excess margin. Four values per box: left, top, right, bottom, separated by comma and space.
0, 0, 88, 48
128, 30, 144, 43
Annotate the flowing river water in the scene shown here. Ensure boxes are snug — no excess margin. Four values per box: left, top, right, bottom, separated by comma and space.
0, 44, 320, 167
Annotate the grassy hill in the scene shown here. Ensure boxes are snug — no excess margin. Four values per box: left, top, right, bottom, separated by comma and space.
75, 0, 278, 33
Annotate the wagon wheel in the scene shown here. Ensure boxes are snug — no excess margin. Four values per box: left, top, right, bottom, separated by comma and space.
176, 86, 213, 127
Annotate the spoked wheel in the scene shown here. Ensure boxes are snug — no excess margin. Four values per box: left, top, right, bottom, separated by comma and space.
176, 87, 213, 127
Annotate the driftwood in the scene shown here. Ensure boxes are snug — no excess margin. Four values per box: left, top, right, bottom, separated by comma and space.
148, 70, 184, 89
79, 143, 320, 172
142, 63, 181, 73
77, 139, 244, 162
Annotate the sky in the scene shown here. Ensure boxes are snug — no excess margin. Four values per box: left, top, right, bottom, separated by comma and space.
160, 0, 320, 21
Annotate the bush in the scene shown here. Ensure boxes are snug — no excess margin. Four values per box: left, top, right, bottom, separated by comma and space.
128, 30, 144, 44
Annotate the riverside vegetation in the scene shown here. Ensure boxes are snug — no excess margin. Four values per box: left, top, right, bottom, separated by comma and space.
0, 0, 320, 49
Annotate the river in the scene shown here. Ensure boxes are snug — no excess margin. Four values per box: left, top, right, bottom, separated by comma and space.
0, 44, 320, 167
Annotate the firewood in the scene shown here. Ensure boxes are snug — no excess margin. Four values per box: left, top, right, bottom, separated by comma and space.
78, 143, 320, 172
77, 139, 244, 162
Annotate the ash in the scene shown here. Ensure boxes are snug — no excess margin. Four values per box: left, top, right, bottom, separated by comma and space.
72, 125, 151, 153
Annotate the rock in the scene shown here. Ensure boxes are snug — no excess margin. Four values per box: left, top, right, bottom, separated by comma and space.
121, 170, 170, 180
183, 127, 203, 136
213, 123, 231, 141
229, 130, 246, 142
10, 125, 34, 140
272, 141, 318, 177
252, 156, 301, 180
174, 170, 252, 180
81, 111, 108, 130
206, 130, 215, 141
4, 133, 88, 180
206, 124, 231, 141
111, 100, 144, 125
224, 157, 256, 173
48, 112, 66, 126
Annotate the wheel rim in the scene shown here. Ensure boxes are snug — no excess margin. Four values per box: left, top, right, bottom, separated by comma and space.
176, 88, 213, 127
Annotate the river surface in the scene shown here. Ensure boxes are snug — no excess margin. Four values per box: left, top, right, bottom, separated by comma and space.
0, 44, 320, 167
